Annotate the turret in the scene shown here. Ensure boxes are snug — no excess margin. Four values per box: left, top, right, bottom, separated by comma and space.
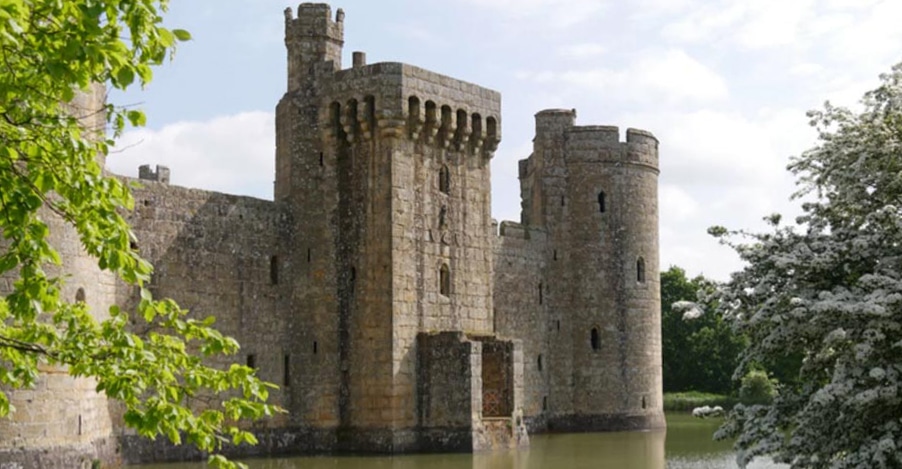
515, 109, 664, 432
283, 3, 344, 92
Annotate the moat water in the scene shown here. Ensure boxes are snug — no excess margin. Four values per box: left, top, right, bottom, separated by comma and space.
133, 414, 786, 469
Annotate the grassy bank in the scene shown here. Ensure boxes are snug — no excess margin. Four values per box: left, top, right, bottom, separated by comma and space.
664, 391, 738, 412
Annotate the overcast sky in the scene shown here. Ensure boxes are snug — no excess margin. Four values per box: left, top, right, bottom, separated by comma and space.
109, 0, 902, 281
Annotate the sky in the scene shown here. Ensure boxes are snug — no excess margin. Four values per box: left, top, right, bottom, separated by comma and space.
108, 0, 902, 281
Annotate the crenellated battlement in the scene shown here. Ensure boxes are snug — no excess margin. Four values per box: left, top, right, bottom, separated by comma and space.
283, 3, 344, 91
563, 125, 658, 171
316, 62, 501, 157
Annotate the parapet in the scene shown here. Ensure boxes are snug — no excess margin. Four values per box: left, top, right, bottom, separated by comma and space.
284, 3, 344, 36
319, 63, 501, 156
498, 221, 529, 240
562, 123, 659, 171
138, 164, 170, 184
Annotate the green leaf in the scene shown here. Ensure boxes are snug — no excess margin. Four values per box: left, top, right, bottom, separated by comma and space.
172, 29, 191, 41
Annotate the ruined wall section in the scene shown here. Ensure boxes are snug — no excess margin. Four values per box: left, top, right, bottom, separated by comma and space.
119, 179, 290, 430
492, 222, 549, 429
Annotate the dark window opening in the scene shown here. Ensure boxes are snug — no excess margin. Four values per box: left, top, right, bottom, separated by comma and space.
350, 267, 356, 282
538, 283, 543, 304
307, 248, 312, 263
642, 395, 647, 410
543, 396, 548, 411
283, 354, 291, 386
313, 341, 318, 354
553, 250, 557, 261
408, 96, 421, 129
440, 264, 451, 296
537, 354, 543, 372
75, 287, 86, 303
270, 256, 279, 285
590, 328, 600, 351
556, 320, 560, 331
439, 164, 451, 194
637, 257, 646, 283
439, 205, 447, 227
330, 102, 342, 137
246, 354, 256, 369
78, 414, 83, 435
598, 191, 606, 213
319, 152, 324, 166
561, 195, 566, 206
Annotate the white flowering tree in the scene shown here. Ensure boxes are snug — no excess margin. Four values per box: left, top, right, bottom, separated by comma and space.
711, 63, 902, 468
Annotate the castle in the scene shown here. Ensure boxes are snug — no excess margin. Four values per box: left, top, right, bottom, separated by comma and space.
0, 3, 663, 467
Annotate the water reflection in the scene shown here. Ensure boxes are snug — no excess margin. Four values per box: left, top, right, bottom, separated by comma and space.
133, 415, 785, 469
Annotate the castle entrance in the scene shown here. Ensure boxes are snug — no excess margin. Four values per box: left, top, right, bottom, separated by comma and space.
481, 342, 512, 417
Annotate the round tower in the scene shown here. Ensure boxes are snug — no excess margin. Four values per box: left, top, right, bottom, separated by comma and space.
557, 121, 663, 431
0, 86, 120, 467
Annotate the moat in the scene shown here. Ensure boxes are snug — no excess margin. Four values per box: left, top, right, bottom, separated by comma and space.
133, 415, 786, 469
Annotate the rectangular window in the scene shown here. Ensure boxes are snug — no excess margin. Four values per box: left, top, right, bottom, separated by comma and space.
283, 354, 290, 386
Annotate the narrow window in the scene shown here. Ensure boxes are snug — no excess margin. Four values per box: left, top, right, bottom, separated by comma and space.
553, 249, 557, 261
350, 267, 356, 282
440, 264, 451, 296
319, 152, 324, 166
313, 341, 318, 354
246, 354, 256, 369
543, 396, 548, 411
283, 354, 290, 386
598, 191, 606, 213
307, 248, 312, 263
556, 320, 561, 332
561, 195, 565, 207
642, 395, 647, 410
538, 282, 543, 304
537, 354, 543, 372
270, 256, 279, 285
439, 164, 451, 194
590, 328, 600, 351
637, 257, 646, 283
75, 287, 86, 303
439, 205, 447, 228
78, 415, 83, 435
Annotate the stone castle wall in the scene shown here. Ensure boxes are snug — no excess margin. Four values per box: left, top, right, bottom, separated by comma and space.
0, 3, 662, 465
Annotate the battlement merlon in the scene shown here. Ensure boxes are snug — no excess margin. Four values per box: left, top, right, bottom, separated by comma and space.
318, 62, 501, 156
138, 164, 170, 184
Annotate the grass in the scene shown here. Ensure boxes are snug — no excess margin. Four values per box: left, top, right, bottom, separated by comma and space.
664, 391, 738, 412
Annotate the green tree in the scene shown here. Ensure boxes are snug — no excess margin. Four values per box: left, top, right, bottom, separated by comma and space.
713, 63, 902, 468
0, 2, 277, 468
661, 266, 744, 394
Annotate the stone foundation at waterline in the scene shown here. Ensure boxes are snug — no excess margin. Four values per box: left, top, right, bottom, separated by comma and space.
0, 3, 663, 466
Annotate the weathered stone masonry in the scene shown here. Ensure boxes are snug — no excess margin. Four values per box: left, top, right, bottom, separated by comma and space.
0, 3, 663, 466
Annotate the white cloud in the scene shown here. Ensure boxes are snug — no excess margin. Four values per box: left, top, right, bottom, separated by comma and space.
108, 112, 275, 200
517, 49, 728, 104
452, 0, 605, 28
558, 43, 606, 59
660, 185, 699, 221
